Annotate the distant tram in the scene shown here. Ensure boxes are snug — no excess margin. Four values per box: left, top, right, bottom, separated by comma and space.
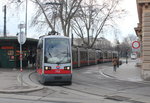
36, 35, 72, 85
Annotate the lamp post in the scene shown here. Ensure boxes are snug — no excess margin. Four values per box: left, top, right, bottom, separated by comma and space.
116, 43, 120, 58
3, 5, 6, 37
25, 0, 28, 36
126, 49, 128, 64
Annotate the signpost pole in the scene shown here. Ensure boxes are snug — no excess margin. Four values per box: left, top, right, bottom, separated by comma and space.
19, 26, 23, 87
20, 41, 23, 86
18, 23, 26, 87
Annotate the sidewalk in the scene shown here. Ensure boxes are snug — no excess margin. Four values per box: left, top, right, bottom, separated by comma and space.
101, 59, 143, 82
0, 69, 43, 93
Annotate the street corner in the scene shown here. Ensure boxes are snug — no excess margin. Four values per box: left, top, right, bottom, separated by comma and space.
0, 69, 44, 94
0, 85, 43, 93
16, 71, 44, 93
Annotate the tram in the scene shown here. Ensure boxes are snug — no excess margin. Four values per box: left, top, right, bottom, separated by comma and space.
36, 34, 72, 85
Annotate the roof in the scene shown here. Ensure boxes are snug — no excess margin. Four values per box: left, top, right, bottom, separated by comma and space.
40, 35, 69, 39
0, 36, 38, 42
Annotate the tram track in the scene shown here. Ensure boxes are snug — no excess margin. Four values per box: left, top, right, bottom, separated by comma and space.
29, 71, 107, 99
46, 85, 104, 99
29, 68, 150, 103
28, 69, 120, 99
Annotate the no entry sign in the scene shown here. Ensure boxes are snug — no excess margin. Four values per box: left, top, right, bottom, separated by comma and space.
132, 41, 140, 49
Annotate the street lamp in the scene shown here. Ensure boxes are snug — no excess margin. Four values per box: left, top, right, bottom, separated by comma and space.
116, 43, 120, 58
126, 49, 128, 64
25, 0, 28, 36
3, 5, 6, 37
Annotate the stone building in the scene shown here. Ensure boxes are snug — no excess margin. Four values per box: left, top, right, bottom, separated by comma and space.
135, 0, 150, 80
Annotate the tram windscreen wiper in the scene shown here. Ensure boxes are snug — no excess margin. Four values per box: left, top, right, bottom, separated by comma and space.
48, 47, 52, 57
49, 52, 52, 57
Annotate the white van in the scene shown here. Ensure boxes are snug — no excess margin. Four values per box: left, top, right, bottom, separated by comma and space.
131, 53, 137, 60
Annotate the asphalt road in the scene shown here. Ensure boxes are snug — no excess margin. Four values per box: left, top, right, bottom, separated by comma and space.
0, 98, 60, 103
17, 62, 150, 103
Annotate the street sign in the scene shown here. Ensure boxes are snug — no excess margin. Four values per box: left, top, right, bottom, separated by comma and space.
18, 24, 25, 29
17, 31, 26, 87
17, 32, 26, 45
132, 41, 140, 49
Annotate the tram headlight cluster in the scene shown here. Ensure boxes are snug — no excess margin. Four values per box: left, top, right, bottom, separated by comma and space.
44, 66, 51, 70
64, 66, 71, 70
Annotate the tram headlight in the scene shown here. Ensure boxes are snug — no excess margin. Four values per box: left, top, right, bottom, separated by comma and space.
44, 66, 51, 70
64, 66, 71, 70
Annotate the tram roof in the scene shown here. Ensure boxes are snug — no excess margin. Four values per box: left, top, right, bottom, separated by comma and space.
39, 35, 69, 39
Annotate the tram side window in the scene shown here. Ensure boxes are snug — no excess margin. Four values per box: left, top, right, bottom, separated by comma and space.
72, 49, 78, 62
100, 52, 103, 59
80, 51, 88, 61
104, 52, 107, 59
89, 51, 95, 60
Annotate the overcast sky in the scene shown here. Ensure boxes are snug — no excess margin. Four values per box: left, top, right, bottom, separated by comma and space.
0, 0, 139, 42
104, 0, 138, 42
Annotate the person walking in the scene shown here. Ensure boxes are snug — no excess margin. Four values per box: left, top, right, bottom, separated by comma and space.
117, 57, 120, 68
112, 57, 117, 72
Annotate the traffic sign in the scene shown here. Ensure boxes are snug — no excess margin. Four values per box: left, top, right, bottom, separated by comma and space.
17, 32, 26, 45
18, 24, 25, 29
132, 41, 140, 49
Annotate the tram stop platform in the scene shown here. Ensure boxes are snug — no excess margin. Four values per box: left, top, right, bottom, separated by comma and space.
0, 68, 43, 93
101, 58, 143, 82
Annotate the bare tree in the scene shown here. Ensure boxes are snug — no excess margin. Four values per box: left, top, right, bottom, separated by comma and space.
127, 34, 137, 44
72, 0, 125, 48
30, 0, 83, 36
7, 0, 125, 43
6, 0, 82, 37
119, 34, 137, 57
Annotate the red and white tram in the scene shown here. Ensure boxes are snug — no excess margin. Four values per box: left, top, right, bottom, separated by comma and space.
36, 35, 72, 85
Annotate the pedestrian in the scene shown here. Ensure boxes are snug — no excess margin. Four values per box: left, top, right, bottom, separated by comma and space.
117, 57, 120, 68
32, 53, 36, 67
112, 57, 117, 72
27, 54, 32, 64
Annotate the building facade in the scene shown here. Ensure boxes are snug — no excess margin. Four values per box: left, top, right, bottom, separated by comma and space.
0, 36, 38, 68
135, 0, 150, 80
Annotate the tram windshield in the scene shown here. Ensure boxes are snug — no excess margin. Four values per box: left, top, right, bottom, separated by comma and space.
44, 38, 71, 64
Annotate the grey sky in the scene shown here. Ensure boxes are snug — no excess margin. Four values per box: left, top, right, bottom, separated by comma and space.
0, 0, 138, 42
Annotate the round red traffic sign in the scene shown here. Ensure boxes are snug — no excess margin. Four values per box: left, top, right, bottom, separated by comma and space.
132, 41, 140, 49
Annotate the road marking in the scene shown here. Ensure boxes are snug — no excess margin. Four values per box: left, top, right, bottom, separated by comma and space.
83, 70, 93, 74
17, 74, 28, 86
99, 69, 115, 79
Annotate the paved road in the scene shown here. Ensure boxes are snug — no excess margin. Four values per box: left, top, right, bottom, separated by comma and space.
25, 60, 150, 103
0, 59, 149, 103
0, 98, 59, 103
